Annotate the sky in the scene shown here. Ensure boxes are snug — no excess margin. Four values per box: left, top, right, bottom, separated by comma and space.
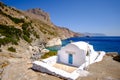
1, 0, 120, 36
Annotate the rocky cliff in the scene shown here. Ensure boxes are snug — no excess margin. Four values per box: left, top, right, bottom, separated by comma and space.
25, 8, 52, 25
46, 37, 62, 47
25, 8, 81, 39
25, 8, 81, 46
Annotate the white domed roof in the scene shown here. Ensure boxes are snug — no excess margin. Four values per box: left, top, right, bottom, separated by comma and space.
71, 41, 89, 51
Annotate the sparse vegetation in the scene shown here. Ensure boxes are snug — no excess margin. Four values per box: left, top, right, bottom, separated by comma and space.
23, 35, 32, 43
22, 22, 33, 42
0, 22, 37, 45
8, 47, 16, 52
22, 22, 31, 30
0, 24, 21, 46
11, 17, 25, 24
22, 22, 39, 40
0, 37, 18, 45
38, 21, 58, 36
0, 23, 39, 45
0, 9, 25, 24
41, 51, 57, 59
0, 49, 2, 52
22, 23, 31, 38
33, 31, 39, 38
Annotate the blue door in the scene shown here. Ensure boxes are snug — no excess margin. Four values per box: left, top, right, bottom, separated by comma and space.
68, 54, 73, 64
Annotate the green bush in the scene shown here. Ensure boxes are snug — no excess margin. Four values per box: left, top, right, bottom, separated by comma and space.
23, 35, 32, 43
8, 47, 16, 52
0, 25, 22, 37
0, 23, 34, 45
22, 23, 32, 38
22, 23, 29, 30
23, 30, 30, 38
0, 25, 21, 45
22, 22, 40, 39
41, 51, 57, 59
11, 17, 24, 24
0, 37, 18, 46
33, 32, 39, 38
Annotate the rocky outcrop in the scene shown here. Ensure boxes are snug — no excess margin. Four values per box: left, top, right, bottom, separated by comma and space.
29, 46, 50, 61
46, 37, 62, 47
25, 8, 51, 24
41, 49, 50, 54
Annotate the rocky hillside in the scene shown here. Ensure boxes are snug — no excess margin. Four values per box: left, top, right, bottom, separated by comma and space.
56, 26, 81, 39
0, 2, 80, 78
25, 8, 81, 39
0, 2, 80, 43
0, 2, 81, 79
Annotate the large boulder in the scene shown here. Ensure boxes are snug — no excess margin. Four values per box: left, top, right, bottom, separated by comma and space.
46, 37, 62, 47
41, 49, 49, 54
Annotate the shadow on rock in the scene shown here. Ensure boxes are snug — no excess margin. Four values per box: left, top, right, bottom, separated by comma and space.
113, 55, 120, 62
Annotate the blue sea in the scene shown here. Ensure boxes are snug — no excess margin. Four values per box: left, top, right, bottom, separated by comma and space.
47, 36, 120, 54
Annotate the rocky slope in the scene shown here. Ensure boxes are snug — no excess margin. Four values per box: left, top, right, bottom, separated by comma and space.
25, 8, 81, 39
0, 2, 80, 47
0, 2, 80, 79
